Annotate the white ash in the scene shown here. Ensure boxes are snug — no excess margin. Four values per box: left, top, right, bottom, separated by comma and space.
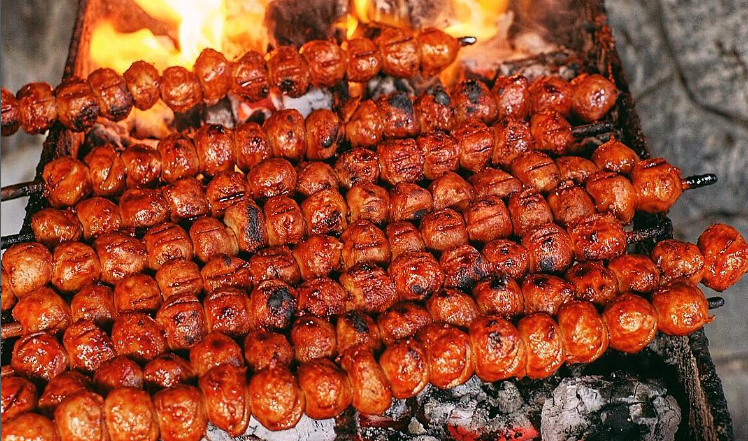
272, 88, 334, 117
540, 376, 681, 441
204, 415, 336, 441
204, 99, 237, 128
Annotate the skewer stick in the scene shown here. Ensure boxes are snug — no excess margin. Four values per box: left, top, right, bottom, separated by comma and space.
1, 232, 35, 250
1, 322, 22, 339
458, 36, 477, 47
682, 174, 718, 190
571, 121, 615, 138
707, 296, 725, 310
0, 366, 15, 378
626, 225, 667, 244
1, 180, 44, 202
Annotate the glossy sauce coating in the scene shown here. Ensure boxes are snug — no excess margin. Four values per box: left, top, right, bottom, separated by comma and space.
153, 385, 207, 441
199, 364, 251, 437
517, 313, 564, 379
469, 315, 526, 381
379, 338, 430, 398
602, 293, 658, 354
297, 358, 353, 419
417, 323, 474, 389
557, 301, 609, 364
698, 223, 748, 291
249, 365, 304, 430
104, 387, 159, 441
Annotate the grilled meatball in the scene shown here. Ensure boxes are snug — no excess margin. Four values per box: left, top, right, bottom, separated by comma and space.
556, 156, 599, 185
336, 311, 382, 353
698, 223, 748, 291
121, 144, 161, 188
248, 246, 301, 285
470, 316, 526, 381
153, 385, 207, 441
517, 313, 564, 378
54, 390, 108, 441
652, 280, 711, 336
55, 76, 99, 131
203, 288, 252, 337
507, 188, 553, 237
389, 182, 432, 223
343, 37, 382, 81
386, 221, 425, 259
377, 92, 420, 139
522, 273, 575, 315
243, 330, 293, 372
417, 323, 474, 389
440, 244, 491, 291
189, 217, 239, 263
347, 182, 389, 225
493, 75, 531, 121
160, 66, 202, 113
417, 27, 459, 74
511, 151, 561, 194
62, 319, 115, 372
193, 124, 235, 176
193, 48, 232, 105
1, 376, 38, 423
571, 73, 618, 122
522, 223, 575, 273
156, 294, 208, 350
263, 196, 307, 247
249, 279, 297, 330
292, 235, 343, 280
74, 197, 122, 240
124, 60, 160, 110
305, 108, 343, 160
111, 312, 167, 362
199, 364, 250, 437
113, 274, 162, 314
468, 167, 523, 200
492, 118, 533, 168
93, 232, 148, 284
429, 172, 474, 211
223, 199, 269, 253
265, 109, 307, 162
452, 79, 498, 125
234, 121, 270, 172
1, 268, 16, 312
341, 220, 391, 269
38, 371, 91, 415
1, 86, 21, 136
201, 254, 252, 293
119, 188, 169, 229
345, 100, 383, 148
301, 188, 349, 236
651, 239, 705, 285
297, 358, 352, 419
339, 344, 392, 415
1, 413, 59, 441
379, 338, 430, 399
529, 111, 573, 156
13, 287, 71, 335
155, 258, 203, 300
335, 147, 380, 189
415, 85, 454, 133
418, 132, 459, 180
83, 145, 127, 197
608, 254, 661, 294
31, 208, 82, 248
290, 316, 337, 362
143, 222, 193, 270
565, 261, 618, 305
50, 242, 100, 292
93, 356, 143, 394
529, 76, 572, 116
157, 134, 200, 183
388, 251, 443, 302
42, 157, 92, 208
162, 177, 209, 222
17, 82, 57, 134
267, 46, 310, 98
104, 387, 159, 441
144, 354, 196, 390
231, 51, 270, 102
630, 158, 683, 214
300, 40, 347, 88
557, 300, 609, 364
190, 332, 244, 377
547, 180, 596, 227
454, 118, 494, 173
603, 293, 658, 353
378, 138, 424, 185
70, 285, 116, 327
340, 262, 397, 313
296, 161, 339, 197
426, 288, 480, 328
12, 332, 68, 381
249, 364, 304, 430
205, 171, 247, 218
585, 171, 637, 224
2, 242, 53, 298
376, 302, 433, 345
592, 137, 639, 175
376, 26, 421, 78
473, 276, 524, 318
247, 158, 296, 200
296, 277, 346, 317
420, 208, 468, 252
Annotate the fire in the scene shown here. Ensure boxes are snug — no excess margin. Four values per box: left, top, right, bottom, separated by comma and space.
443, 0, 511, 41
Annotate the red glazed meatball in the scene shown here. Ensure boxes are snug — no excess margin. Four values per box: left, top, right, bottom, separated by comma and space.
517, 313, 564, 379
75, 197, 122, 240
156, 294, 209, 350
585, 171, 637, 225
529, 76, 572, 116
43, 157, 92, 208
492, 118, 534, 168
104, 387, 159, 441
557, 300, 609, 364
631, 157, 684, 214
144, 353, 196, 390
418, 27, 459, 74
547, 180, 596, 227
201, 254, 252, 294
473, 276, 524, 318
83, 145, 127, 197
189, 217, 239, 263
62, 319, 116, 372
565, 261, 619, 305
17, 82, 57, 134
1, 87, 20, 136
305, 108, 343, 160
376, 92, 420, 139
468, 167, 523, 200
698, 223, 748, 291
190, 332, 245, 377
377, 138, 424, 185
2, 242, 53, 298
334, 147, 380, 189
194, 48, 232, 105
199, 364, 251, 437
157, 134, 200, 183
290, 316, 337, 362
340, 262, 397, 313
233, 121, 270, 172
70, 285, 117, 327
54, 390, 108, 441
301, 188, 349, 236
379, 338, 430, 399
247, 158, 297, 200
415, 85, 455, 133
267, 46, 310, 98
55, 76, 99, 131
592, 137, 639, 175
347, 182, 389, 225
426, 288, 480, 328
522, 223, 575, 274
292, 235, 343, 280
418, 131, 459, 180
143, 222, 194, 270
248, 245, 301, 285
608, 254, 661, 294
223, 199, 269, 253
51, 242, 100, 292
243, 330, 293, 372
439, 244, 491, 291
345, 100, 383, 149
339, 344, 392, 415
420, 208, 468, 252
111, 312, 167, 362
93, 356, 143, 394
507, 188, 554, 237
203, 288, 252, 337
388, 251, 444, 302
1, 413, 59, 441
492, 74, 531, 121
376, 302, 433, 345
153, 385, 208, 441
651, 239, 705, 285
344, 37, 382, 82
417, 323, 474, 389
297, 358, 353, 419
194, 123, 235, 177
452, 79, 498, 125
429, 172, 475, 211
296, 161, 339, 197
469, 315, 526, 381
13, 287, 71, 335
301, 39, 347, 88
376, 26, 421, 78
249, 279, 298, 330
162, 177, 210, 221
264, 109, 306, 162
556, 156, 599, 185
39, 371, 91, 415
1, 376, 38, 422
522, 273, 575, 315
529, 111, 573, 156
231, 50, 270, 102
511, 151, 561, 194
463, 195, 513, 244
571, 73, 619, 122
264, 196, 307, 246
124, 60, 160, 110
603, 293, 658, 354
205, 171, 248, 218
31, 208, 82, 248
341, 220, 391, 269
389, 182, 433, 223
113, 273, 162, 314
454, 118, 494, 173
652, 280, 712, 336
249, 365, 304, 430
385, 221, 425, 259
336, 311, 382, 353
160, 66, 203, 113
121, 144, 161, 188
119, 188, 169, 229
12, 332, 69, 381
